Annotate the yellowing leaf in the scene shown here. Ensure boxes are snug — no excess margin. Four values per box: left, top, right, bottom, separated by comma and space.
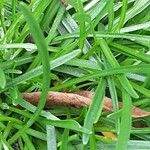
102, 132, 117, 141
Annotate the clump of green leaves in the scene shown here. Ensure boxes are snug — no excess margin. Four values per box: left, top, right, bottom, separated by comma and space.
0, 0, 150, 149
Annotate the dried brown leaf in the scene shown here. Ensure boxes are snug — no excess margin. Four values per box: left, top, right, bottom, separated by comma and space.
23, 91, 150, 118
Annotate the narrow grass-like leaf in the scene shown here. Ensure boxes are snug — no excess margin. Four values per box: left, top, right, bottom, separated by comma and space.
121, 21, 150, 33
115, 0, 128, 31
1, 122, 12, 140
116, 89, 132, 150
54, 32, 150, 46
89, 128, 97, 150
0, 68, 6, 89
104, 57, 119, 131
75, 140, 150, 150
46, 5, 65, 44
143, 73, 150, 88
127, 73, 146, 82
1, 55, 34, 70
12, 0, 16, 22
20, 1, 50, 125
75, 0, 89, 49
107, 0, 114, 31
8, 105, 90, 134
60, 129, 69, 150
22, 133, 36, 150
0, 43, 36, 51
41, 0, 60, 30
1, 0, 150, 148
118, 75, 139, 98
50, 64, 150, 91
82, 78, 106, 144
0, 132, 13, 150
90, 0, 110, 29
131, 82, 150, 98
0, 116, 22, 124
54, 65, 87, 78
9, 118, 90, 144
5, 69, 22, 74
16, 0, 53, 42
0, 0, 6, 33
0, 122, 6, 130
42, 119, 91, 134
13, 124, 46, 141
4, 0, 52, 43
66, 58, 100, 70
113, 0, 150, 27
110, 43, 150, 63
58, 134, 79, 148
3, 49, 81, 91
47, 126, 57, 150
58, 13, 94, 56
87, 0, 135, 21
99, 38, 138, 98
7, 2, 51, 144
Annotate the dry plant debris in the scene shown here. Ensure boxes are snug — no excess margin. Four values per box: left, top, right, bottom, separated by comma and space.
23, 91, 150, 118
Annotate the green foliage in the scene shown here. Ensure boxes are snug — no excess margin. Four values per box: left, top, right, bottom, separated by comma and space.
0, 0, 150, 149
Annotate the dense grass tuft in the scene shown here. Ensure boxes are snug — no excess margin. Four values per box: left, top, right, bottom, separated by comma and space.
0, 0, 150, 149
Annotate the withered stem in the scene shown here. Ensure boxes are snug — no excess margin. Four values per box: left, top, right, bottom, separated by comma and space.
23, 91, 150, 118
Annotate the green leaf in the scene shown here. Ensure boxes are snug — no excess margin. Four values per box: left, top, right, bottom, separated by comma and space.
22, 133, 36, 150
116, 89, 132, 150
74, 12, 91, 23
66, 0, 78, 9
7, 2, 51, 145
3, 49, 81, 90
60, 129, 69, 150
43, 119, 91, 134
0, 68, 6, 89
50, 64, 150, 91
54, 32, 150, 47
0, 132, 13, 150
82, 78, 106, 144
99, 38, 138, 98
47, 126, 57, 150
110, 42, 150, 63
